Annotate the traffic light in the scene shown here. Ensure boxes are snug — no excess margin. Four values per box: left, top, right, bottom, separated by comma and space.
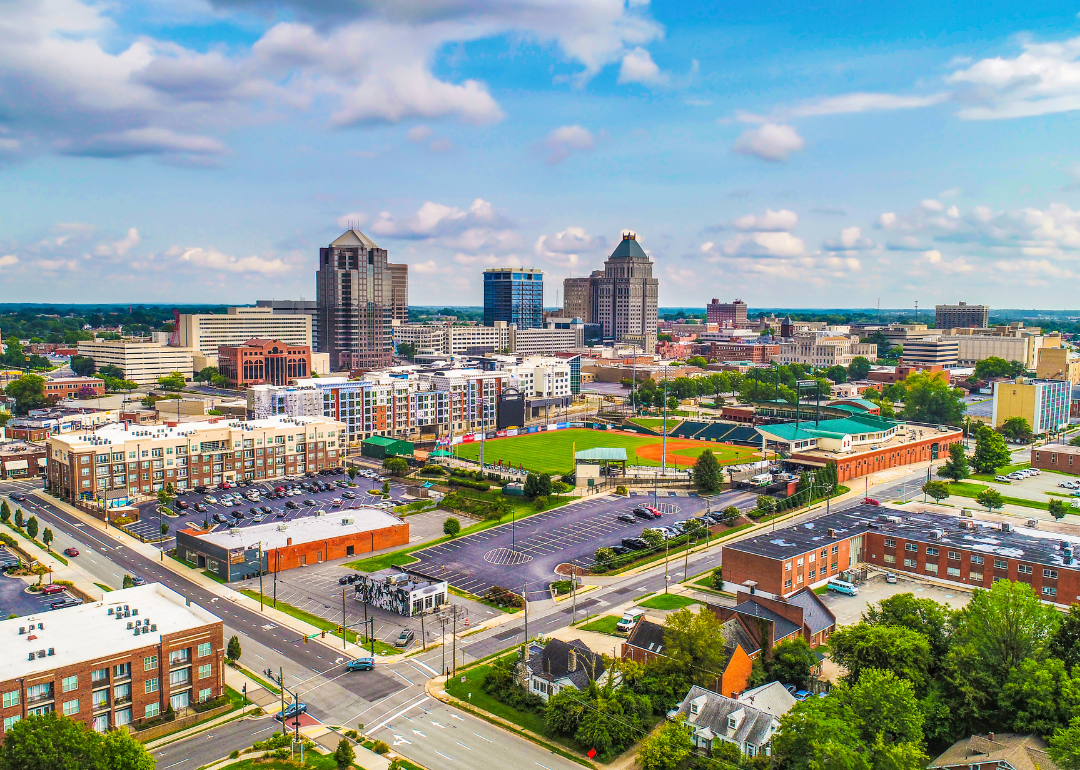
303, 636, 308, 644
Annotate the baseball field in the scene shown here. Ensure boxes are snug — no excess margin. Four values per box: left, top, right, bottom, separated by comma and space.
452, 427, 758, 476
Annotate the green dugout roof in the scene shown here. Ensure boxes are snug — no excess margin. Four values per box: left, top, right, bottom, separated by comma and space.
829, 398, 879, 411
575, 448, 628, 461
756, 413, 899, 442
363, 436, 399, 447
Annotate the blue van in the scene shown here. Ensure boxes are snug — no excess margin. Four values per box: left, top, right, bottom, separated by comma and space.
826, 578, 859, 596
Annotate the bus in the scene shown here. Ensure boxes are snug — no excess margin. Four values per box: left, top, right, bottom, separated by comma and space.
826, 578, 859, 596
749, 473, 773, 486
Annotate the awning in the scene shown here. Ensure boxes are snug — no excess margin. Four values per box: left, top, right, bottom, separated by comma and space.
4, 460, 28, 470
37, 457, 47, 466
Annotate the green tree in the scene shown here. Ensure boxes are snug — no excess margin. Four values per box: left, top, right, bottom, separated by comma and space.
25, 516, 38, 541
5, 374, 48, 414
1049, 498, 1069, 521
382, 457, 409, 477
999, 657, 1080, 737
829, 624, 932, 694
864, 592, 953, 667
686, 356, 708, 368
397, 342, 417, 360
595, 547, 615, 565
901, 371, 966, 425
824, 365, 847, 384
721, 504, 740, 523
523, 473, 540, 497
122, 575, 134, 589
640, 528, 664, 549
922, 480, 950, 502
42, 528, 53, 551
937, 442, 971, 482
98, 364, 124, 380
710, 566, 723, 590
381, 480, 390, 495
636, 719, 692, 770
99, 727, 156, 770
998, 416, 1033, 444
1048, 604, 1080, 671
972, 425, 1011, 474
0, 501, 9, 524
692, 450, 723, 492
226, 634, 242, 662
333, 737, 356, 770
847, 356, 872, 381
0, 713, 105, 770
976, 487, 1004, 512
13, 508, 23, 528
160, 522, 169, 537
1049, 716, 1080, 770
764, 636, 818, 690
193, 366, 219, 383
538, 473, 553, 497
69, 356, 96, 376
974, 356, 1013, 380
754, 494, 776, 517
210, 373, 228, 387
156, 371, 186, 391
442, 517, 461, 537
347, 466, 358, 481
544, 688, 588, 735
661, 607, 731, 688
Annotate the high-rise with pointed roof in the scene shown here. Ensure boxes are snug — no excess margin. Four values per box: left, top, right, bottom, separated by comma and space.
316, 229, 406, 371
596, 232, 658, 352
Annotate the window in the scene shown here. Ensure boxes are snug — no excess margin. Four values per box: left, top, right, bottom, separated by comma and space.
1018, 564, 1033, 575
925, 563, 938, 573
884, 554, 895, 564
169, 692, 189, 711
145, 704, 160, 719
905, 543, 917, 552
690, 702, 699, 715
197, 643, 211, 658
832, 545, 839, 555
169, 669, 190, 688
62, 675, 78, 693
1043, 586, 1058, 598
808, 553, 816, 563
62, 699, 79, 716
808, 569, 816, 579
926, 546, 939, 556
198, 665, 212, 680
948, 551, 960, 560
994, 559, 1007, 570
3, 717, 20, 733
904, 558, 916, 568
746, 744, 757, 758
113, 662, 130, 680
884, 538, 896, 548
144, 655, 158, 671
91, 690, 108, 710
92, 714, 109, 733
144, 679, 158, 694
113, 684, 131, 705
1044, 569, 1058, 579
114, 708, 132, 728
796, 574, 803, 584
796, 557, 803, 567
170, 649, 191, 667
784, 562, 791, 572
2, 691, 19, 709
728, 717, 737, 729
199, 688, 213, 703
971, 555, 984, 565
784, 579, 792, 589
947, 567, 961, 577
970, 572, 983, 581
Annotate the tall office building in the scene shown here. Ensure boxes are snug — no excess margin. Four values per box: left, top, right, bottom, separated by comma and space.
255, 300, 319, 350
562, 272, 601, 321
935, 301, 989, 330
707, 298, 748, 326
596, 232, 658, 351
483, 268, 544, 329
316, 229, 405, 371
387, 263, 409, 324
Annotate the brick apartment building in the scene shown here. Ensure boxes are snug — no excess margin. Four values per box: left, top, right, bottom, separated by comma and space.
175, 509, 408, 582
1031, 444, 1080, 474
699, 342, 778, 364
43, 377, 105, 400
723, 504, 1080, 604
0, 584, 223, 736
217, 338, 312, 388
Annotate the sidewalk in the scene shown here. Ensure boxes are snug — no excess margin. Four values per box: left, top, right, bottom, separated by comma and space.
0, 517, 104, 602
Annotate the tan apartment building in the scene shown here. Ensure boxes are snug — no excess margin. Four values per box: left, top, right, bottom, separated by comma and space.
1036, 346, 1080, 382
76, 340, 194, 386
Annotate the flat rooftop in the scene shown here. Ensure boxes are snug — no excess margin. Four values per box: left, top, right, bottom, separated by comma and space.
725, 504, 1080, 570
51, 414, 342, 448
187, 506, 405, 550
0, 584, 220, 682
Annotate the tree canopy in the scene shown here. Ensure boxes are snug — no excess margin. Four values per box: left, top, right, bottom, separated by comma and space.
900, 371, 966, 426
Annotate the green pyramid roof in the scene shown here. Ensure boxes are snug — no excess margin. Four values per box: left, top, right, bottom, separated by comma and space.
608, 235, 649, 260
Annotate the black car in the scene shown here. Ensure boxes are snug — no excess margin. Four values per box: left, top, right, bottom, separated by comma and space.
131, 576, 146, 586
303, 499, 316, 506
338, 576, 350, 585
632, 508, 654, 520
260, 506, 272, 514
212, 513, 228, 524
50, 597, 82, 610
617, 513, 636, 523
232, 510, 245, 520
8, 493, 26, 502
621, 537, 648, 550
610, 545, 632, 555
249, 507, 259, 516
285, 500, 299, 510
195, 503, 208, 513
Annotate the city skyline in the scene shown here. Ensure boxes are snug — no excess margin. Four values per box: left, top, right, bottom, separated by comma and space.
2, 2, 1080, 308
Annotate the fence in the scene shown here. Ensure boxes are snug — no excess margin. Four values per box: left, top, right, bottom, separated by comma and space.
133, 700, 233, 742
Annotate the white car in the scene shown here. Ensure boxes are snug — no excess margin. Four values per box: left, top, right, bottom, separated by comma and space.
204, 496, 218, 504
995, 475, 1011, 482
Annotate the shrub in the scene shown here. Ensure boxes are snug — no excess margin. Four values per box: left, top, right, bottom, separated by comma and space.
443, 517, 461, 537
229, 750, 240, 759
487, 585, 524, 608
447, 477, 491, 492
371, 740, 391, 755
533, 495, 549, 511
615, 485, 628, 495
441, 492, 508, 521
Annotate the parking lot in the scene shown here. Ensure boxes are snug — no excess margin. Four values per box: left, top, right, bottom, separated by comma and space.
410, 489, 757, 601
134, 470, 415, 547
0, 573, 79, 618
976, 467, 1080, 506
819, 571, 974, 626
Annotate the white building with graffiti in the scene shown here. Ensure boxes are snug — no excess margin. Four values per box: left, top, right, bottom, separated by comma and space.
354, 569, 448, 617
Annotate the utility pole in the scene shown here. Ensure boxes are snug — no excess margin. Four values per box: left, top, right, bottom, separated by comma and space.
661, 367, 669, 478
342, 588, 347, 651
664, 537, 670, 593
452, 605, 458, 675
258, 542, 264, 611
279, 666, 286, 736
523, 581, 528, 642
571, 565, 577, 625
420, 610, 426, 652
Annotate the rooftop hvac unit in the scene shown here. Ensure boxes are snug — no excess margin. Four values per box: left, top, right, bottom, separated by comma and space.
276, 524, 288, 531
342, 518, 354, 525
150, 624, 157, 632
27, 653, 34, 661
127, 622, 133, 629
47, 648, 54, 656
884, 515, 902, 524
928, 529, 944, 540
961, 508, 973, 518
1026, 519, 1039, 529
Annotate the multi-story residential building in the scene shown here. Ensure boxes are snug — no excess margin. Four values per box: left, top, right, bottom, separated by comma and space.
935, 301, 989, 330
595, 233, 658, 352
723, 505, 1080, 604
707, 298, 748, 327
900, 337, 960, 367
387, 263, 409, 325
176, 307, 312, 360
562, 272, 601, 322
43, 377, 105, 400
255, 300, 319, 351
392, 320, 583, 357
483, 268, 544, 329
773, 334, 877, 368
76, 340, 194, 386
217, 339, 311, 388
0, 583, 223, 736
501, 357, 572, 418
991, 377, 1071, 433
46, 415, 346, 503
317, 229, 406, 372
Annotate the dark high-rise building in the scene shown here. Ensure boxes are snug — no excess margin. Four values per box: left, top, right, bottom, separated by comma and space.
483, 268, 544, 329
563, 272, 601, 322
316, 229, 406, 371
935, 301, 989, 330
596, 233, 658, 351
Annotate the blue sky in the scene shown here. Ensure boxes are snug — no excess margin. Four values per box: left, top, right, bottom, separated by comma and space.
2, 0, 1080, 309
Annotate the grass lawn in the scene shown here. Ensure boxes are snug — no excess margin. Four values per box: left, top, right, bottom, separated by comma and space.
94, 582, 113, 593
946, 481, 1050, 511
238, 591, 398, 655
690, 574, 723, 592
638, 594, 699, 610
449, 585, 520, 613
628, 417, 681, 431
577, 615, 622, 634
345, 492, 573, 573
453, 428, 756, 475
214, 755, 340, 770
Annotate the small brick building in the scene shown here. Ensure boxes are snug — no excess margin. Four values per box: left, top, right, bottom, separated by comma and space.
175, 508, 408, 582
218, 338, 311, 388
1030, 444, 1080, 475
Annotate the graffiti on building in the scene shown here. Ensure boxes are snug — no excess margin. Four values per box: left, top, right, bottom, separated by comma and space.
354, 572, 448, 617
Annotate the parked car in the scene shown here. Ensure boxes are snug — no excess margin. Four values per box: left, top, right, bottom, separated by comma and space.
232, 510, 245, 520
260, 506, 272, 514
338, 576, 350, 585
884, 572, 898, 584
783, 684, 797, 695
346, 657, 375, 671
794, 690, 811, 701
285, 500, 299, 510
995, 475, 1011, 482
276, 702, 308, 721
194, 503, 207, 513
617, 513, 637, 523
610, 545, 631, 555
395, 629, 415, 648
213, 513, 228, 524
632, 507, 653, 520
63, 547, 79, 557
204, 496, 218, 504
40, 584, 65, 595
621, 537, 649, 550
50, 597, 82, 610
303, 499, 316, 506
194, 485, 208, 494
174, 500, 189, 510
342, 491, 356, 499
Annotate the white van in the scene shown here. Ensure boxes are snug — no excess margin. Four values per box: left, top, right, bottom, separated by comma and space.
616, 609, 645, 633
750, 473, 773, 486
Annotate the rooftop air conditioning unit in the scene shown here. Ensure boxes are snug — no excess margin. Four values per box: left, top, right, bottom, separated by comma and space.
276, 524, 288, 531
929, 528, 944, 539
1026, 519, 1039, 529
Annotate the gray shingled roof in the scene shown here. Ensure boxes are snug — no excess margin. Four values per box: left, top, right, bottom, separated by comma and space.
674, 685, 779, 749
784, 588, 836, 636
731, 599, 800, 642
526, 639, 605, 690
626, 618, 666, 655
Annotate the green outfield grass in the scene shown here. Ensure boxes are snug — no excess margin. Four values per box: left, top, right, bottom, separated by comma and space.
628, 417, 681, 431
453, 428, 756, 476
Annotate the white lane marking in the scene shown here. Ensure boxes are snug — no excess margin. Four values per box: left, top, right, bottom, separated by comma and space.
435, 751, 453, 761
536, 764, 552, 770
411, 658, 439, 676
412, 729, 426, 738
472, 732, 492, 742
368, 696, 431, 734
391, 669, 415, 686
431, 721, 445, 729
450, 714, 464, 721
393, 735, 411, 746
455, 741, 471, 750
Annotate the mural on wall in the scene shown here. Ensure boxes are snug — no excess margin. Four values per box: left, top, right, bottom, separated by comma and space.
354, 576, 413, 616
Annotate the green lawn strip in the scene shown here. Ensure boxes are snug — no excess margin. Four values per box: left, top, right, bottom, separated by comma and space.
946, 481, 1050, 511
638, 594, 698, 610
345, 495, 572, 573
447, 585, 520, 613
202, 569, 227, 584
230, 663, 281, 696
1, 521, 67, 564
238, 590, 396, 654
211, 755, 339, 770
94, 582, 114, 592
576, 615, 622, 634
444, 662, 593, 768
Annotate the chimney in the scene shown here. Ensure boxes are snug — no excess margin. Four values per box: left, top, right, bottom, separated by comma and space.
567, 648, 577, 672
287, 538, 292, 546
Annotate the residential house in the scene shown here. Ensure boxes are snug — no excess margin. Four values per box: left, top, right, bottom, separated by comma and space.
710, 588, 837, 656
929, 734, 1059, 770
672, 685, 784, 758
515, 639, 614, 702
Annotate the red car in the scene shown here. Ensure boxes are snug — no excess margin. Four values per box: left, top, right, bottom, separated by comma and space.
40, 584, 65, 595
863, 497, 881, 506
644, 506, 662, 517
63, 547, 79, 557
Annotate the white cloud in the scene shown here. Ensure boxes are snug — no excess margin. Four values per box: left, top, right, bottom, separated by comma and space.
542, 125, 596, 164
174, 246, 293, 275
732, 209, 798, 232
786, 92, 948, 117
429, 137, 454, 152
824, 226, 875, 252
0, 255, 18, 268
732, 123, 804, 162
95, 227, 141, 256
534, 226, 605, 268
718, 231, 806, 259
618, 47, 666, 86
